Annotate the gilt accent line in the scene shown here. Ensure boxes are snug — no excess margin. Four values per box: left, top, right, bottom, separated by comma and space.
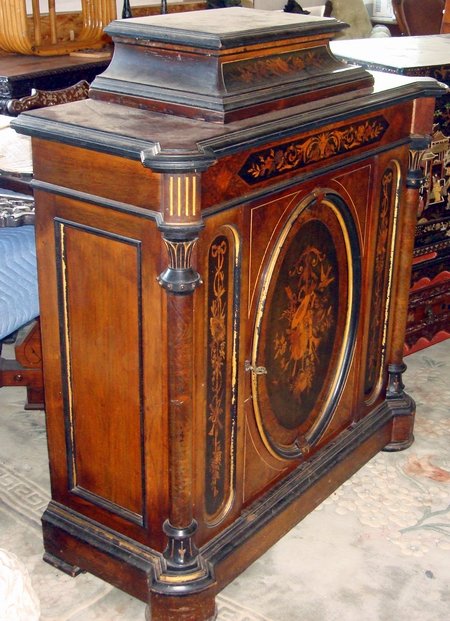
167, 175, 198, 220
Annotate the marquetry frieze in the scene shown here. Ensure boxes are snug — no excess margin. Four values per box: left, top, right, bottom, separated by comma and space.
222, 47, 340, 92
238, 116, 389, 185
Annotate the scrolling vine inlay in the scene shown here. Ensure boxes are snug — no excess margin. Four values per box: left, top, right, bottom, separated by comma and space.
239, 117, 389, 185
206, 237, 229, 515
365, 168, 395, 396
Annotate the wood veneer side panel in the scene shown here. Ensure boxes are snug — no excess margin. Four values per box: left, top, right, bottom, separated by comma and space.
62, 222, 144, 518
34, 190, 69, 501
32, 138, 161, 210
36, 189, 169, 547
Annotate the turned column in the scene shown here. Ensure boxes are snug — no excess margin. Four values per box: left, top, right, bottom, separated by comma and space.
385, 105, 435, 450
141, 150, 218, 621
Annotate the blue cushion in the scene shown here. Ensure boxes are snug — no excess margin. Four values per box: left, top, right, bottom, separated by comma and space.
0, 226, 39, 340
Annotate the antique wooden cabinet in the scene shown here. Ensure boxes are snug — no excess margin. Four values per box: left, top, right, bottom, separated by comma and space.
12, 9, 445, 621
332, 35, 450, 354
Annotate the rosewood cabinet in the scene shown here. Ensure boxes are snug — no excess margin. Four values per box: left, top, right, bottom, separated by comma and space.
12, 9, 445, 621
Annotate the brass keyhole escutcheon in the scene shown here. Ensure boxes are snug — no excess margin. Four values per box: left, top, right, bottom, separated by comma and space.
245, 360, 267, 375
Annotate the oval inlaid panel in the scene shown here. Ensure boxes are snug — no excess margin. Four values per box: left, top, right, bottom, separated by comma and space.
251, 192, 360, 459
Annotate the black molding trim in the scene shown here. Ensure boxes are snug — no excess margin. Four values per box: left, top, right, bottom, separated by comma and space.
11, 79, 446, 165
31, 180, 162, 224
201, 394, 413, 566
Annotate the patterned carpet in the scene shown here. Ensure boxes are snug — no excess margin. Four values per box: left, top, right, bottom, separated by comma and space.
0, 340, 449, 621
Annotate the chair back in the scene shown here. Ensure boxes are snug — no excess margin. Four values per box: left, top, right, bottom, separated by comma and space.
392, 0, 445, 35
6, 81, 90, 116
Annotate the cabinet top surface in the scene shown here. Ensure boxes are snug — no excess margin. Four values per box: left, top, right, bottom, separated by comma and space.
11, 70, 446, 165
331, 35, 450, 70
107, 8, 342, 48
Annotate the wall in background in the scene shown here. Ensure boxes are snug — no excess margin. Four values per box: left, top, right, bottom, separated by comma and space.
24, 0, 180, 18
24, 0, 375, 16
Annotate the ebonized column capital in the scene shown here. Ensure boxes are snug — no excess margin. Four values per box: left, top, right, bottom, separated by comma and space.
140, 146, 217, 175
407, 133, 432, 189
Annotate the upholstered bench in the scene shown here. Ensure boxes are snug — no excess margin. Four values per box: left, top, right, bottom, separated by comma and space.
0, 224, 39, 341
0, 86, 89, 410
0, 194, 43, 409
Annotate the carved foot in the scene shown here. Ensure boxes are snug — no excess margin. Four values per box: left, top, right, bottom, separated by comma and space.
383, 402, 415, 451
24, 386, 45, 410
147, 590, 217, 621
43, 551, 85, 577
384, 362, 415, 451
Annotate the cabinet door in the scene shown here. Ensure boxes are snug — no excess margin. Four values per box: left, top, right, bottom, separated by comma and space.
246, 189, 361, 462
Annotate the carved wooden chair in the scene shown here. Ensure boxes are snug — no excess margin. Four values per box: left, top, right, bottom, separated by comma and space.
0, 81, 90, 410
6, 80, 90, 116
0, 0, 115, 56
392, 0, 445, 35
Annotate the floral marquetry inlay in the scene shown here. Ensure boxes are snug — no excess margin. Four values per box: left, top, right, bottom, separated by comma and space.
273, 247, 336, 401
239, 117, 389, 185
205, 233, 238, 521
364, 166, 398, 398
251, 194, 360, 459
207, 239, 228, 501
222, 48, 337, 90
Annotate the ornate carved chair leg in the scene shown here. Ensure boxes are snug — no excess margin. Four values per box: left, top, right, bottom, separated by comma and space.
0, 320, 44, 410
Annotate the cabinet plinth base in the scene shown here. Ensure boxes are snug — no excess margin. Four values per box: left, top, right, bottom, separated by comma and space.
39, 400, 412, 620
147, 593, 217, 621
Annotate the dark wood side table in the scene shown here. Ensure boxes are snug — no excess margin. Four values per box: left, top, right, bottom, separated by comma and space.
332, 35, 450, 355
0, 52, 110, 115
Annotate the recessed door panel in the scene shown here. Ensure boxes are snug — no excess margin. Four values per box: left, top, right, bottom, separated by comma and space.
56, 220, 145, 525
250, 192, 360, 460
